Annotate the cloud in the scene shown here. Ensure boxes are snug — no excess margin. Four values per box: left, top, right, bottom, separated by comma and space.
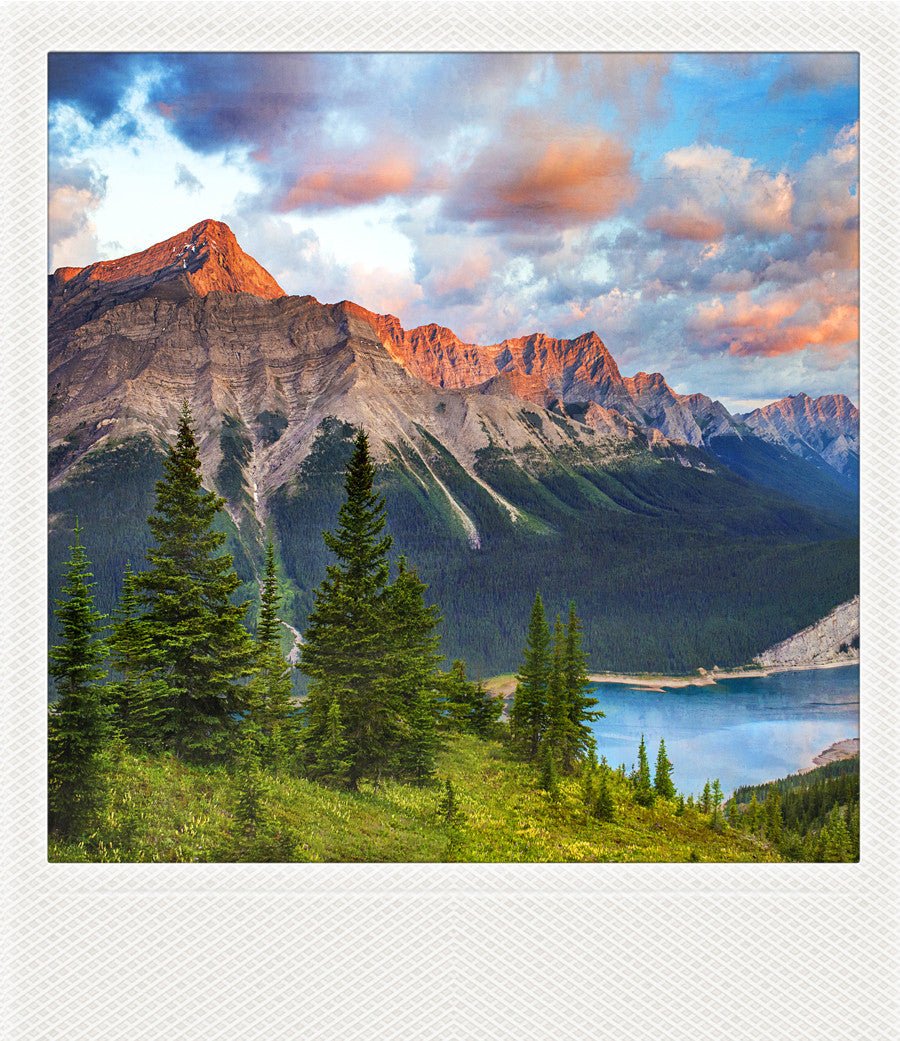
446, 116, 636, 229
279, 153, 419, 211
174, 163, 203, 194
768, 53, 858, 99
645, 205, 725, 242
48, 158, 108, 268
658, 144, 794, 238
48, 53, 151, 123
687, 289, 858, 359
792, 121, 859, 267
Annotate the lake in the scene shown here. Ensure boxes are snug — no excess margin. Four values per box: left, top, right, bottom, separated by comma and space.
588, 665, 859, 799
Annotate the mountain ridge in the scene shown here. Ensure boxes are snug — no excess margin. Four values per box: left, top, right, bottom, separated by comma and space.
48, 220, 859, 674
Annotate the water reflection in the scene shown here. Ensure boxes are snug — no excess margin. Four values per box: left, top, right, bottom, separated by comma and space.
589, 666, 859, 799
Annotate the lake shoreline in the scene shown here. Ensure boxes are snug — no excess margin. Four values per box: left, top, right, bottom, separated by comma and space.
586, 658, 859, 692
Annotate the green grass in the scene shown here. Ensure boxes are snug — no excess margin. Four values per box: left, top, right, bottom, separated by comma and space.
48, 734, 783, 864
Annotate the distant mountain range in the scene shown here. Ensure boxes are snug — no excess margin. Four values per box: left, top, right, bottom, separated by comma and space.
48, 220, 859, 674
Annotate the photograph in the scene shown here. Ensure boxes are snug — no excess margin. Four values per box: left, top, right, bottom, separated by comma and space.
47, 50, 859, 865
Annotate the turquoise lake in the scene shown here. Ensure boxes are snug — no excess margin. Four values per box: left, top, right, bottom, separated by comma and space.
588, 665, 859, 799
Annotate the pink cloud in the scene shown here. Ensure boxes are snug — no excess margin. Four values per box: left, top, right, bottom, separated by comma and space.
280, 154, 418, 210
656, 144, 794, 239
689, 291, 858, 359
645, 205, 724, 242
449, 117, 636, 228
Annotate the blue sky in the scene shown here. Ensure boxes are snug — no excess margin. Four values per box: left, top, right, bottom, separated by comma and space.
48, 52, 859, 410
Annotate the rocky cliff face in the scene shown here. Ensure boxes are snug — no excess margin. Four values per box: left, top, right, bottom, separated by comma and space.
754, 595, 860, 667
48, 220, 858, 502
738, 393, 859, 480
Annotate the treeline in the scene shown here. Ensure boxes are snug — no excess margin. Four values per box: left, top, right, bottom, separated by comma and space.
48, 407, 500, 850
728, 758, 859, 862
50, 414, 859, 678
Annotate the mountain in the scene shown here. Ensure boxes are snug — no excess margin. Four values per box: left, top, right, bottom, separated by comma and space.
737, 393, 859, 483
48, 220, 859, 675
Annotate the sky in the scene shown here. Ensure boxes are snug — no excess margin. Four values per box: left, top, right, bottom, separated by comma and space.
48, 52, 859, 411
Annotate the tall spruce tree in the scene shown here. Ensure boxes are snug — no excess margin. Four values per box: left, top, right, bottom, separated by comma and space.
300, 430, 399, 789
653, 738, 676, 800
510, 592, 551, 758
247, 536, 297, 766
634, 734, 654, 806
107, 562, 164, 750
543, 616, 570, 765
48, 521, 109, 837
560, 603, 602, 771
133, 401, 254, 758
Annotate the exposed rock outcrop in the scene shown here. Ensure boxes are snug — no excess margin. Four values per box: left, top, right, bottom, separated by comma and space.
738, 392, 859, 480
754, 595, 860, 667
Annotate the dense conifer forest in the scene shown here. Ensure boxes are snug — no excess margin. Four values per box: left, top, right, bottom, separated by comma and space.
48, 406, 856, 863
49, 415, 859, 677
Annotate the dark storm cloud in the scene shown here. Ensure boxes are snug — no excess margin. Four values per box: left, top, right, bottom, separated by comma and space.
48, 52, 150, 122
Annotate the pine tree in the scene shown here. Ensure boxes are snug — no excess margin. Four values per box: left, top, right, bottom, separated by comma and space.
763, 785, 782, 844
593, 770, 616, 822
310, 696, 351, 785
133, 402, 254, 758
247, 536, 297, 767
711, 778, 723, 826
561, 603, 602, 769
381, 555, 444, 780
634, 734, 654, 806
746, 791, 761, 833
653, 738, 676, 800
442, 660, 500, 737
107, 562, 164, 750
510, 592, 551, 758
401, 689, 442, 786
700, 779, 712, 815
48, 521, 110, 837
300, 430, 398, 789
542, 616, 569, 765
539, 741, 559, 798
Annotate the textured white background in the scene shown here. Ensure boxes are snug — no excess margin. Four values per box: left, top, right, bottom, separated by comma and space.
3, 2, 898, 1038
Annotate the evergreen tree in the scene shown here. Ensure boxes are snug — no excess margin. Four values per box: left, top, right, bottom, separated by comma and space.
593, 770, 616, 822
700, 779, 712, 815
309, 696, 351, 786
107, 562, 164, 749
653, 738, 676, 800
764, 785, 782, 844
442, 660, 500, 737
400, 689, 442, 786
247, 536, 297, 766
634, 734, 654, 806
542, 616, 570, 765
133, 402, 254, 758
710, 778, 723, 826
510, 592, 551, 758
300, 430, 398, 789
561, 603, 602, 769
380, 557, 443, 728
468, 681, 503, 738
539, 741, 559, 798
48, 521, 109, 837
746, 791, 761, 833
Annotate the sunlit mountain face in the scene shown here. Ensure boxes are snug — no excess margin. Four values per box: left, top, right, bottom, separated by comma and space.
48, 220, 858, 676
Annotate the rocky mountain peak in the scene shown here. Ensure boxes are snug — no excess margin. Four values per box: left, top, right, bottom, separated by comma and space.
50, 218, 285, 303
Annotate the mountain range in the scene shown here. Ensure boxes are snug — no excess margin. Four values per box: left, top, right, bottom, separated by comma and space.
48, 219, 859, 675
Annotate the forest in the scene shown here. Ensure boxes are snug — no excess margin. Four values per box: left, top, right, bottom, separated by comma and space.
48, 406, 856, 863
49, 414, 859, 678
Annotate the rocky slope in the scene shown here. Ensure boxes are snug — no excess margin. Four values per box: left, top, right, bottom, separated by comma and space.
47, 220, 860, 674
738, 393, 859, 480
754, 595, 860, 667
